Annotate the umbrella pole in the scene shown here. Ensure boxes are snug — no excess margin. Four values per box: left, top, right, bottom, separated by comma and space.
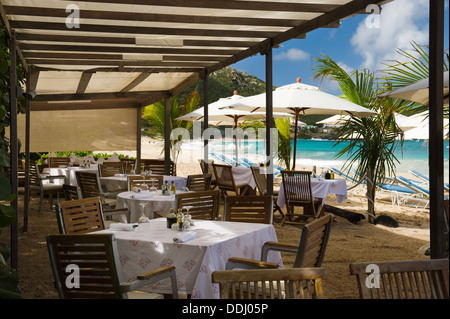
235, 117, 239, 166
292, 110, 300, 170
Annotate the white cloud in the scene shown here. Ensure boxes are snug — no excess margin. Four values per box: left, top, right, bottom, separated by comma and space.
274, 48, 310, 61
350, 0, 429, 71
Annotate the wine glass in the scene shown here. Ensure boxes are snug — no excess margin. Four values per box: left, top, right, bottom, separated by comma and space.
149, 178, 158, 192
140, 170, 148, 189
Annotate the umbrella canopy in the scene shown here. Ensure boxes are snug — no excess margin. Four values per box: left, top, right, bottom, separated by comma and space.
317, 113, 417, 132
379, 71, 449, 106
177, 91, 292, 165
222, 78, 377, 169
401, 111, 449, 140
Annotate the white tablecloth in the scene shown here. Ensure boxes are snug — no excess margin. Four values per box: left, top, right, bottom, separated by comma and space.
96, 218, 282, 299
100, 175, 187, 192
232, 166, 256, 189
42, 165, 98, 186
277, 178, 348, 208
116, 190, 189, 222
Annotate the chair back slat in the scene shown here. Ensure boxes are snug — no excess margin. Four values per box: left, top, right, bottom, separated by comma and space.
293, 213, 333, 268
128, 175, 163, 190
349, 259, 449, 299
186, 174, 212, 191
139, 159, 174, 176
175, 190, 219, 220
225, 195, 272, 224
76, 171, 101, 199
62, 184, 81, 200
250, 166, 268, 195
48, 157, 70, 168
99, 162, 124, 177
46, 234, 123, 299
212, 267, 327, 299
56, 197, 105, 234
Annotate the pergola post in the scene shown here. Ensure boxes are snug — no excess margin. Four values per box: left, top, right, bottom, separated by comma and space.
429, 0, 446, 259
203, 73, 209, 172
164, 96, 171, 175
136, 102, 142, 166
23, 73, 31, 233
8, 31, 19, 268
265, 45, 273, 197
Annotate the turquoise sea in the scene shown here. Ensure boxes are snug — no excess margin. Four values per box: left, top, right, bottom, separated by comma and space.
205, 138, 449, 178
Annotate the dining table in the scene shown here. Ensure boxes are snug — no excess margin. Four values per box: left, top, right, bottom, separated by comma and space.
42, 164, 98, 186
95, 218, 282, 299
115, 189, 190, 223
276, 177, 348, 209
231, 166, 257, 190
100, 174, 187, 192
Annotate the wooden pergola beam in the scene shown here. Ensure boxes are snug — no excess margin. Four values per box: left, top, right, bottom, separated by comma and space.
19, 43, 242, 56
32, 90, 171, 102
16, 33, 259, 48
10, 21, 278, 39
4, 6, 305, 27
120, 73, 151, 93
66, 0, 339, 13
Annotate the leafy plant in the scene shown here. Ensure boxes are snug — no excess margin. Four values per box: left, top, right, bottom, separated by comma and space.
142, 90, 200, 174
1, 21, 24, 298
275, 118, 291, 169
313, 54, 405, 223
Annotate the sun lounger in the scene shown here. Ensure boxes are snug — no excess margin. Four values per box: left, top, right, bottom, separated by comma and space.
410, 170, 449, 192
210, 153, 236, 166
395, 176, 430, 210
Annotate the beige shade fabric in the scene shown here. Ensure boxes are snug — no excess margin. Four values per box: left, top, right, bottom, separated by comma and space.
11, 108, 137, 153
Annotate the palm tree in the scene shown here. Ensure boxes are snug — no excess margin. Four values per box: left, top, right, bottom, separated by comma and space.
380, 41, 449, 128
312, 55, 404, 223
142, 90, 200, 175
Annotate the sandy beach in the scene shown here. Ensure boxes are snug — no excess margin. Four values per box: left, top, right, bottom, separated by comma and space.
3, 136, 441, 299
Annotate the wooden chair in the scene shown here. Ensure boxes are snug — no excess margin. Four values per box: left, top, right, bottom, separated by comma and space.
47, 157, 70, 168
212, 267, 327, 299
174, 190, 220, 220
224, 195, 272, 224
98, 162, 124, 177
281, 170, 323, 226
76, 171, 130, 222
55, 197, 105, 234
226, 213, 333, 271
46, 233, 178, 299
62, 184, 81, 201
29, 161, 66, 212
139, 158, 174, 176
121, 158, 137, 174
250, 166, 284, 221
128, 175, 164, 190
212, 163, 250, 197
349, 259, 449, 299
186, 173, 212, 191
200, 159, 217, 189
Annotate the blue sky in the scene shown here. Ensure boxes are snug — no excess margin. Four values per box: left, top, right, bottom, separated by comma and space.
231, 0, 449, 95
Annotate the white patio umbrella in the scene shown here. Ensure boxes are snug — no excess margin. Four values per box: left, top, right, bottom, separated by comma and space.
222, 78, 377, 169
401, 111, 449, 140
317, 113, 417, 132
177, 91, 292, 165
379, 71, 449, 106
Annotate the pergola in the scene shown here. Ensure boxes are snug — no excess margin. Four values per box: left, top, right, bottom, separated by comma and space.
1, 0, 446, 266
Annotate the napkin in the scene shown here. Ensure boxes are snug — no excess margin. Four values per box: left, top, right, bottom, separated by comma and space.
131, 193, 151, 199
108, 223, 136, 232
173, 231, 196, 243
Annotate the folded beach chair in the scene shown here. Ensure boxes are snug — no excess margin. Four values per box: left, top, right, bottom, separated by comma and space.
395, 176, 430, 210
210, 152, 236, 166
410, 170, 450, 192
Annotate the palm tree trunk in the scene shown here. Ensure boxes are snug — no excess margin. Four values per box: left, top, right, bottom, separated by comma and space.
366, 168, 376, 224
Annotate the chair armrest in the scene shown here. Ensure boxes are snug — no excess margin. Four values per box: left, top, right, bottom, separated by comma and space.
261, 241, 298, 261
121, 266, 178, 298
41, 175, 66, 181
103, 208, 130, 223
225, 257, 279, 270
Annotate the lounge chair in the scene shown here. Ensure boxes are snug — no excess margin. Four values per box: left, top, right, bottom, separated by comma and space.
410, 170, 450, 192
241, 157, 282, 176
330, 167, 366, 196
395, 176, 430, 210
210, 152, 236, 166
